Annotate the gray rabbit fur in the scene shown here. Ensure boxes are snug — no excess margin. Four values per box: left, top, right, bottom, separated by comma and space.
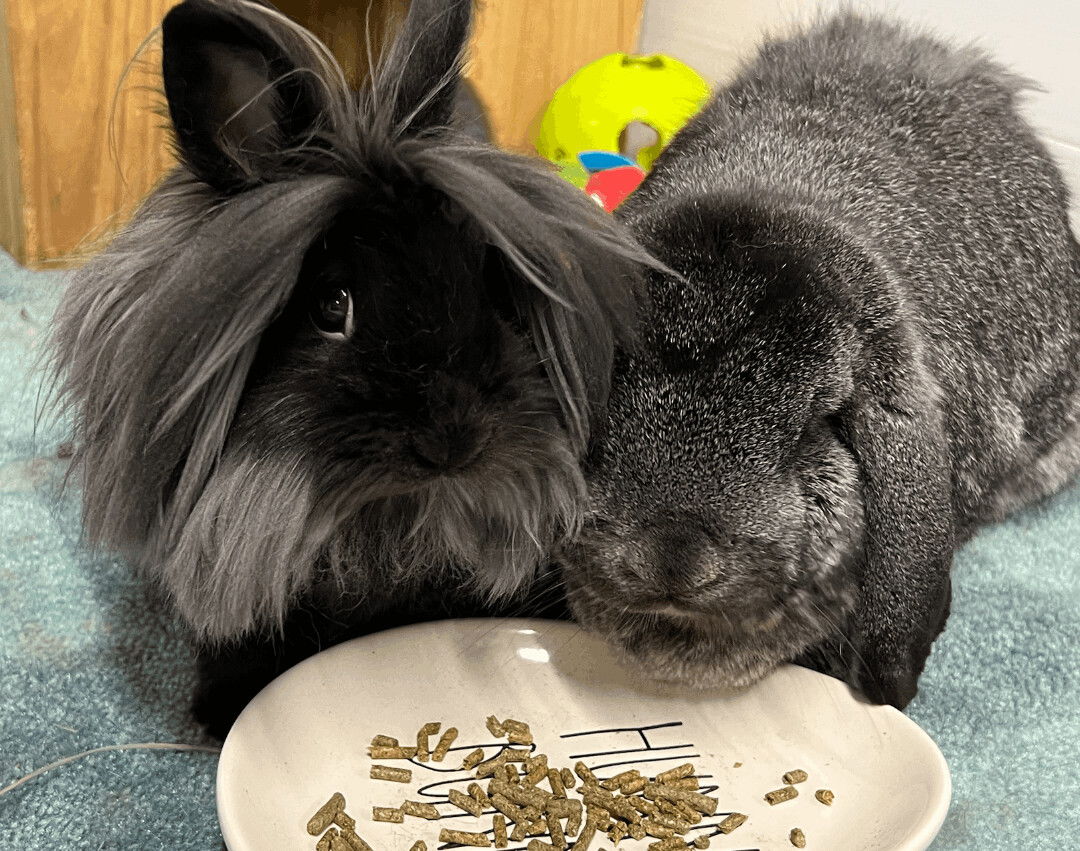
560, 13, 1080, 708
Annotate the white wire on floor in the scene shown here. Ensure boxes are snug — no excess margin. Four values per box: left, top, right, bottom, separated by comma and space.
0, 742, 222, 798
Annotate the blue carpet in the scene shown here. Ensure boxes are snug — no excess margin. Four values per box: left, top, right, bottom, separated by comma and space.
1, 250, 1077, 849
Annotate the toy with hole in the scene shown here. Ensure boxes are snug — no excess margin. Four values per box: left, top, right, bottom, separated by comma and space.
535, 52, 711, 173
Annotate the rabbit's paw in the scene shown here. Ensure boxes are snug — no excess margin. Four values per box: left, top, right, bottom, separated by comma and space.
852, 661, 919, 709
191, 670, 268, 741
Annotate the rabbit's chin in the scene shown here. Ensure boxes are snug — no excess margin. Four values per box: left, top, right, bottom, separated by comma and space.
566, 579, 858, 692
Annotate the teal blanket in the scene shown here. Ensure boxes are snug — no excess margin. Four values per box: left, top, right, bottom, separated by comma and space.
1, 252, 1077, 848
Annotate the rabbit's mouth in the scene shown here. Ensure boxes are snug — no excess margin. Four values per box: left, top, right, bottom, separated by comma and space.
563, 568, 857, 691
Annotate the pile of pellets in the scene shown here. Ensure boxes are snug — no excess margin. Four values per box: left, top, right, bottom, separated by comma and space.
307, 717, 835, 851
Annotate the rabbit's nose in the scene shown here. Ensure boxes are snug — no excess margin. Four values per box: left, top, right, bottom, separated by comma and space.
409, 376, 490, 471
410, 423, 485, 471
641, 523, 723, 586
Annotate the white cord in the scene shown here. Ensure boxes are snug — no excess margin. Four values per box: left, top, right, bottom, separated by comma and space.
0, 742, 222, 798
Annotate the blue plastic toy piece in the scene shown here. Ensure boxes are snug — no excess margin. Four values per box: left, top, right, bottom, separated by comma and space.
577, 150, 636, 173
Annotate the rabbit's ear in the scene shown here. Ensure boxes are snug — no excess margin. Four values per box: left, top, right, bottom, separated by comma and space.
376, 0, 473, 135
162, 0, 326, 190
842, 358, 955, 709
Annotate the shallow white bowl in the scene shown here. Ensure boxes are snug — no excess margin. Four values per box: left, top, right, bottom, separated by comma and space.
218, 618, 950, 851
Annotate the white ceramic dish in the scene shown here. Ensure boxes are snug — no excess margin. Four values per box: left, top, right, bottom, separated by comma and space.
218, 618, 950, 851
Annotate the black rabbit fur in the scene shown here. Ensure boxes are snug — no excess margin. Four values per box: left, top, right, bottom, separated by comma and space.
48, 0, 1080, 737
561, 14, 1080, 709
47, 0, 650, 738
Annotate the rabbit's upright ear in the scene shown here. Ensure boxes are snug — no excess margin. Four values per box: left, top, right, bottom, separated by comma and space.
162, 0, 329, 190
842, 344, 955, 709
376, 0, 473, 135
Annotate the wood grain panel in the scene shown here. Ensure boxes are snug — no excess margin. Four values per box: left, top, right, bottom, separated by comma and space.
275, 0, 405, 88
6, 0, 175, 264
469, 0, 647, 151
0, 0, 24, 261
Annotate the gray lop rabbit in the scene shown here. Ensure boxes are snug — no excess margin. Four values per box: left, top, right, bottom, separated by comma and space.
560, 14, 1080, 708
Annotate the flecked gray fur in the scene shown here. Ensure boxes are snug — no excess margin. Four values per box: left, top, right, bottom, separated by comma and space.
561, 13, 1080, 707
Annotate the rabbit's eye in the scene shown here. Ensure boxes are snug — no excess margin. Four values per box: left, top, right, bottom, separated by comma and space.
311, 286, 355, 340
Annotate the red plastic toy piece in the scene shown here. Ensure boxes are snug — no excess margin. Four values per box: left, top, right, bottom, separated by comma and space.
584, 165, 646, 212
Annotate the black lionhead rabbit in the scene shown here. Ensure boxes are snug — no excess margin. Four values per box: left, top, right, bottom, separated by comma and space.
561, 14, 1080, 709
49, 0, 655, 736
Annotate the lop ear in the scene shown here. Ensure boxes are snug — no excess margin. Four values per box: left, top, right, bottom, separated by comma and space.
842, 344, 955, 709
162, 0, 328, 191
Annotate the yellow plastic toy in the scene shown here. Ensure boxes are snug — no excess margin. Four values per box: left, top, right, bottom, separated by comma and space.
535, 53, 710, 171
